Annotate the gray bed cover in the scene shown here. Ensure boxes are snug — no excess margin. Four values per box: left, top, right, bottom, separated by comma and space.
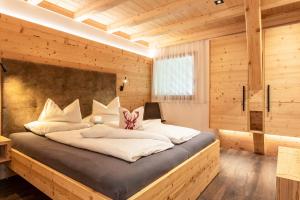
10, 132, 215, 200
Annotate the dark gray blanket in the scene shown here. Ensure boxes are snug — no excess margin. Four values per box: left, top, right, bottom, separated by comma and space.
10, 132, 215, 200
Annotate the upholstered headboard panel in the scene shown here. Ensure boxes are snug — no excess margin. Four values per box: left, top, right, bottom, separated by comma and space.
1, 59, 116, 135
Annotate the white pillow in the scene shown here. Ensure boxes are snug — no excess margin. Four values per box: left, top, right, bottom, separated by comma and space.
38, 99, 82, 123
24, 121, 91, 135
119, 107, 144, 130
92, 97, 120, 116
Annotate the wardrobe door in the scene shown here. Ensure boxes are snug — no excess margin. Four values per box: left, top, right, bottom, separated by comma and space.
264, 24, 300, 136
210, 33, 248, 131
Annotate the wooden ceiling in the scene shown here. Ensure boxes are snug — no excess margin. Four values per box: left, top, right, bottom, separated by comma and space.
24, 0, 300, 48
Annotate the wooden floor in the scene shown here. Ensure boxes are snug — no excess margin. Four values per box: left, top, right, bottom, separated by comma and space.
199, 149, 277, 200
0, 149, 277, 200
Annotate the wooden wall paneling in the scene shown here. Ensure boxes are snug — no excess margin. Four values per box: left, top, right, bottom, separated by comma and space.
0, 14, 152, 110
264, 23, 300, 136
218, 130, 255, 152
210, 33, 249, 131
218, 130, 300, 156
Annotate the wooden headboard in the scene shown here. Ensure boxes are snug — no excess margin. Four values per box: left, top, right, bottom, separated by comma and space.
1, 59, 116, 135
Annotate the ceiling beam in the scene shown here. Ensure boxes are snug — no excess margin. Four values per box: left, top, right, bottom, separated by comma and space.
82, 19, 107, 31
107, 0, 197, 33
38, 1, 74, 18
130, 6, 244, 41
155, 6, 300, 48
244, 0, 263, 91
262, 8, 300, 28
154, 22, 246, 48
261, 0, 300, 10
74, 0, 127, 22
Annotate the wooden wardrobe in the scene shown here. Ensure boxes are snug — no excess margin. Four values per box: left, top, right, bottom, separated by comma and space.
210, 23, 300, 137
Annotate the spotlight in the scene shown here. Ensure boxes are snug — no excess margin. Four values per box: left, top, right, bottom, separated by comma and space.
214, 0, 224, 5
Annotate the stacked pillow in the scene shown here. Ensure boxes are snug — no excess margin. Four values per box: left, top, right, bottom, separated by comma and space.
25, 99, 90, 135
90, 97, 120, 124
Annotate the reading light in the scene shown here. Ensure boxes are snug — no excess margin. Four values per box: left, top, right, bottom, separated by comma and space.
214, 0, 224, 5
120, 76, 128, 91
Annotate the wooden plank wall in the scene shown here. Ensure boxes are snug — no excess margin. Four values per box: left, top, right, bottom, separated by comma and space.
264, 23, 300, 136
0, 13, 152, 111
219, 130, 300, 156
209, 33, 248, 131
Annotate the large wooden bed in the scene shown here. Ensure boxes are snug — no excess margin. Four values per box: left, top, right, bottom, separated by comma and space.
2, 59, 220, 200
9, 140, 220, 200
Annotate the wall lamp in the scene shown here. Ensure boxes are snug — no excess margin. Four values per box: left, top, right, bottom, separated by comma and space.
119, 76, 128, 91
0, 58, 7, 72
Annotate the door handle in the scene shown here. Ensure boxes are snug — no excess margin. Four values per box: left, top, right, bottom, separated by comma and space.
242, 86, 246, 111
267, 85, 270, 112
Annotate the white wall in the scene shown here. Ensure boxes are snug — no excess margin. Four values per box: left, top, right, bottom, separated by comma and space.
160, 103, 210, 131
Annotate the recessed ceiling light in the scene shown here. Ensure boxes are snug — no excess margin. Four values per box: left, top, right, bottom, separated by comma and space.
214, 0, 224, 5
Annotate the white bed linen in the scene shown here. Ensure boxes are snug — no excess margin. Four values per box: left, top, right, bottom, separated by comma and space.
80, 124, 171, 143
105, 120, 200, 144
143, 120, 200, 144
45, 128, 174, 162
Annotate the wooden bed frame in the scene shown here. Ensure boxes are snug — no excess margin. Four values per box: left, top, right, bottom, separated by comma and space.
9, 140, 220, 200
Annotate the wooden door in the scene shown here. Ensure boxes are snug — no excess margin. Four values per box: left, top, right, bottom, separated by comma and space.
210, 33, 248, 131
264, 23, 300, 136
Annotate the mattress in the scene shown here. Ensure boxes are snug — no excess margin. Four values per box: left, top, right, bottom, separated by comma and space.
10, 132, 215, 200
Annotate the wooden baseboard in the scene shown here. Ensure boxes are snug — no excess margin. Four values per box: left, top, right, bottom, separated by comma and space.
9, 140, 220, 200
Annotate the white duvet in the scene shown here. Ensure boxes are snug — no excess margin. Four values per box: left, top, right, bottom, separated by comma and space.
105, 119, 200, 144
142, 119, 200, 144
45, 127, 174, 162
80, 124, 171, 143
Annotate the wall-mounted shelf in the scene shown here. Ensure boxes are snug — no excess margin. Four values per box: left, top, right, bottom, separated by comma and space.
250, 111, 263, 132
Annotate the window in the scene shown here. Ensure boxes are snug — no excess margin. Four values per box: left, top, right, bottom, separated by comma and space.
153, 55, 194, 98
152, 40, 208, 103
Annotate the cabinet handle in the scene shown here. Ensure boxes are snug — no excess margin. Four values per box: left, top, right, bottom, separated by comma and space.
267, 85, 270, 112
242, 86, 246, 111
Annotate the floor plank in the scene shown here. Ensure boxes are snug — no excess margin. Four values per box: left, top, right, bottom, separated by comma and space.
198, 149, 277, 200
0, 149, 277, 200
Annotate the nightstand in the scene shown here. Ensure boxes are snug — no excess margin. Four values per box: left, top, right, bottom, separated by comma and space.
276, 146, 300, 200
0, 136, 11, 163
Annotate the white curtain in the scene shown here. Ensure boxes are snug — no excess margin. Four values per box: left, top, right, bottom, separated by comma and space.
152, 40, 209, 103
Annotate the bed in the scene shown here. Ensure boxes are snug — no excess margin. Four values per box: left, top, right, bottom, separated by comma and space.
10, 131, 217, 200
2, 59, 220, 200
